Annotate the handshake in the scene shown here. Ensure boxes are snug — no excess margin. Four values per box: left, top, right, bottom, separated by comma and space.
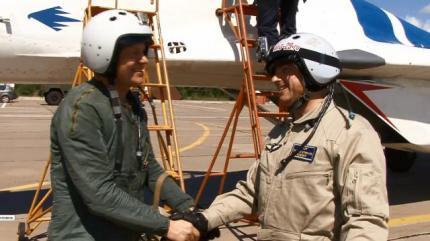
165, 209, 220, 241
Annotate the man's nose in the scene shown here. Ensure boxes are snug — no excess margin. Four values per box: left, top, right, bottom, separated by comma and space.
271, 75, 281, 83
139, 55, 149, 64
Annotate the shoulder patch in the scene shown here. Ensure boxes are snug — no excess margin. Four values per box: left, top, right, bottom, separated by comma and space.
71, 87, 96, 133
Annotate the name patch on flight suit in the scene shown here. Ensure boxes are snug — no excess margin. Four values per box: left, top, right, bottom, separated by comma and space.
290, 144, 318, 162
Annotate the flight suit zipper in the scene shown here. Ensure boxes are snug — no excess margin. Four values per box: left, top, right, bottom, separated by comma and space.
352, 170, 360, 211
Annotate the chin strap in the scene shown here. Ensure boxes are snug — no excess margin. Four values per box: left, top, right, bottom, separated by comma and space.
288, 89, 310, 119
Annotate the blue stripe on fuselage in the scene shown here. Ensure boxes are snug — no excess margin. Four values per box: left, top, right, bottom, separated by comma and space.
351, 0, 401, 44
399, 18, 430, 49
351, 0, 430, 49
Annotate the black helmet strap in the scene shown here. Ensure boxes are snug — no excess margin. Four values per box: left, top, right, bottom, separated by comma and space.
297, 48, 341, 69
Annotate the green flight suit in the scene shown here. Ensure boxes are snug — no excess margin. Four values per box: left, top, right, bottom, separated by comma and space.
48, 80, 193, 241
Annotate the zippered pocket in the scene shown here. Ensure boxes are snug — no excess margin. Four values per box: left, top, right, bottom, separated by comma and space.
344, 165, 389, 218
283, 171, 332, 180
346, 168, 361, 214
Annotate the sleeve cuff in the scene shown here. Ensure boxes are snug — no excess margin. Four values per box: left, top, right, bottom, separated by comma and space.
202, 210, 224, 231
155, 216, 170, 236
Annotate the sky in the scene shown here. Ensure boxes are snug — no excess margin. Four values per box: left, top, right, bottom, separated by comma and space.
366, 0, 430, 32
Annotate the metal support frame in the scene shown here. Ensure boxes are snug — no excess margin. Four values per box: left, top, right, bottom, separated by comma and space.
195, 0, 288, 205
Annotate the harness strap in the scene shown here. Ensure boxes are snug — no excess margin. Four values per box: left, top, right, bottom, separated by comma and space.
153, 173, 170, 209
107, 85, 124, 176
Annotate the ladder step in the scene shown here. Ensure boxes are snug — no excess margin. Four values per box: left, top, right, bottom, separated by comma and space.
150, 44, 162, 49
239, 39, 257, 48
241, 214, 259, 223
258, 112, 289, 117
230, 153, 256, 159
142, 83, 167, 88
219, 4, 257, 16
246, 39, 257, 48
147, 125, 174, 131
208, 172, 225, 177
256, 91, 277, 97
253, 74, 271, 81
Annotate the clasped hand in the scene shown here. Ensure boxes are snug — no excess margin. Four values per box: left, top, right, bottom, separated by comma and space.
168, 209, 220, 241
166, 219, 200, 241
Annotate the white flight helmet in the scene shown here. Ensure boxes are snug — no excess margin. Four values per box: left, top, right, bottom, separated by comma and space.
81, 9, 153, 75
265, 33, 341, 91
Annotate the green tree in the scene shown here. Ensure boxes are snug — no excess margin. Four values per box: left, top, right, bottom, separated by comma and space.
177, 87, 230, 100
15, 84, 41, 96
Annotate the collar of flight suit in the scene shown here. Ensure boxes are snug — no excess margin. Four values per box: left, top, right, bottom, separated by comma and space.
292, 96, 335, 125
88, 78, 110, 98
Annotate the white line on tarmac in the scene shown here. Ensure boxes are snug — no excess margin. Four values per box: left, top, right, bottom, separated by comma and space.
174, 103, 227, 111
17, 96, 44, 101
0, 114, 52, 118
1, 103, 6, 108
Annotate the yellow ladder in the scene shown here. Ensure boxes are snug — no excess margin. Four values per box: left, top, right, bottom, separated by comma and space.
195, 0, 288, 206
20, 1, 184, 240
140, 3, 185, 189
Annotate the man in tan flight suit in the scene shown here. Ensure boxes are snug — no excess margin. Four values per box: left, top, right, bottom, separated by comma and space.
202, 33, 389, 240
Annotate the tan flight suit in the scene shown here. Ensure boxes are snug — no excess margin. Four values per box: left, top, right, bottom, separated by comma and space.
203, 100, 389, 241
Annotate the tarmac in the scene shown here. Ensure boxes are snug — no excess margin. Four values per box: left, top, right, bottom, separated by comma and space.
1, 97, 430, 240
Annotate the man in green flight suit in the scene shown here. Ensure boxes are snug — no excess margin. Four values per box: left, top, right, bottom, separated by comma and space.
48, 10, 200, 241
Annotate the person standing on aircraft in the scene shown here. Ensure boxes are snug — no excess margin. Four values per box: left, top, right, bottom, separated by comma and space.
183, 33, 389, 240
256, 0, 302, 49
48, 10, 200, 241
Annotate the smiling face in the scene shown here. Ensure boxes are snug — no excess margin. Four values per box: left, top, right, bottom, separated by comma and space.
115, 42, 148, 89
271, 63, 305, 111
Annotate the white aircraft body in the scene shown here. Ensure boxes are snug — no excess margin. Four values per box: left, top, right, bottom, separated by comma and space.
0, 0, 430, 169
